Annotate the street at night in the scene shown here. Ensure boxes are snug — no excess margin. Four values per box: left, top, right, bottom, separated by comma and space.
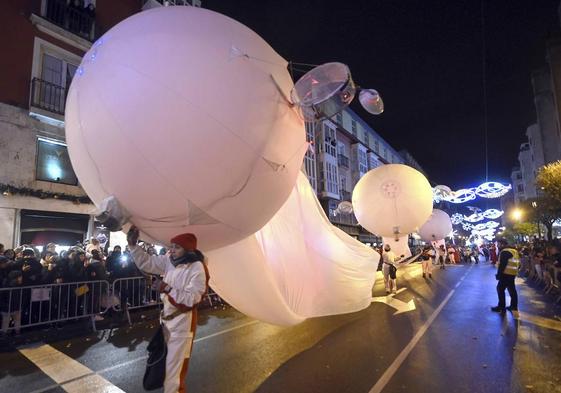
2, 260, 560, 393
2, 1, 561, 392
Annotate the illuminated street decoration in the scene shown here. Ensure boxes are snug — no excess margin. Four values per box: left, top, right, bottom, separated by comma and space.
433, 182, 511, 203
451, 209, 504, 227
451, 213, 464, 225
445, 188, 476, 204
473, 223, 488, 231
463, 213, 484, 223
475, 182, 512, 199
433, 185, 453, 203
462, 223, 474, 230
471, 227, 497, 238
482, 209, 504, 219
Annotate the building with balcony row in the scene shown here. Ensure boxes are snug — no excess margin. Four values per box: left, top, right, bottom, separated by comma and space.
303, 107, 426, 244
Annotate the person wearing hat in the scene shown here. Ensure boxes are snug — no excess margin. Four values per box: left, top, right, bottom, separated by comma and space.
491, 238, 520, 313
127, 226, 208, 393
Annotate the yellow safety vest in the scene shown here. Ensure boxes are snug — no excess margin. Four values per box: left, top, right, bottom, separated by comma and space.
501, 248, 520, 276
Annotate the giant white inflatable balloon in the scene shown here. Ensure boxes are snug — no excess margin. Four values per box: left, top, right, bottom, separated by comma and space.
65, 7, 306, 250
352, 164, 433, 237
418, 209, 453, 242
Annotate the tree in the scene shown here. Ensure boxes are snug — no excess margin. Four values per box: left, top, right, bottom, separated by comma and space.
521, 197, 561, 241
513, 222, 538, 238
536, 161, 561, 204
498, 228, 517, 244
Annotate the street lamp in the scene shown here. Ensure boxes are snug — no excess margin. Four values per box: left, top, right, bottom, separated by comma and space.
511, 208, 523, 222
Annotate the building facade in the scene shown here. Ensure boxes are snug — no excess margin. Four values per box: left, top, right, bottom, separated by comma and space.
510, 166, 525, 204
509, 7, 561, 206
531, 67, 561, 164
0, 0, 200, 249
304, 107, 425, 244
518, 142, 537, 200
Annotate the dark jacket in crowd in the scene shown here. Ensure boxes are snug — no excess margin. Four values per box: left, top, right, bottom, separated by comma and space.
0, 256, 12, 287
17, 257, 43, 286
85, 259, 107, 282
0, 270, 23, 312
65, 253, 86, 283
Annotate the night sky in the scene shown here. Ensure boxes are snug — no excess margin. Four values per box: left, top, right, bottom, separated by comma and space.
204, 0, 560, 189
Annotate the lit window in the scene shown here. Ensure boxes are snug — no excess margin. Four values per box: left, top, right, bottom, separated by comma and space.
36, 138, 78, 185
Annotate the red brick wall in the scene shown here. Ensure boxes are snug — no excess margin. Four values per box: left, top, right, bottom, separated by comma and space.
95, 0, 141, 38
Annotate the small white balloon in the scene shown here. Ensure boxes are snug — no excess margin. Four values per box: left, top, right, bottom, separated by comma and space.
418, 209, 453, 242
359, 89, 384, 115
336, 201, 354, 214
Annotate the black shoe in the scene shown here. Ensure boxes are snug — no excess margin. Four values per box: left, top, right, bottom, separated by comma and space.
423, 273, 426, 278
506, 306, 518, 312
491, 306, 506, 312
429, 273, 432, 278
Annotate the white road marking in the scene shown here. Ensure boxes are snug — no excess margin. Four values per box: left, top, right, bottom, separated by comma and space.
19, 344, 125, 393
24, 318, 261, 393
371, 296, 416, 315
394, 288, 407, 295
194, 320, 260, 343
369, 265, 474, 393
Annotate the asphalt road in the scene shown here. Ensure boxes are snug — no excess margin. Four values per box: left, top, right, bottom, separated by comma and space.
1, 260, 560, 393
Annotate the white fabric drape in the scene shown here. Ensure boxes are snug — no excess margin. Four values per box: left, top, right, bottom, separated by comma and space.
207, 172, 379, 326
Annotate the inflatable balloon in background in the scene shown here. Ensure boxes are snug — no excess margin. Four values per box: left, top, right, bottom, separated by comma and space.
358, 89, 384, 115
418, 209, 453, 242
65, 6, 307, 251
352, 164, 433, 239
334, 200, 353, 215
207, 172, 379, 326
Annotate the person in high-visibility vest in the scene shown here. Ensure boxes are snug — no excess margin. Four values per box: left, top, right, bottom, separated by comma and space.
491, 238, 519, 312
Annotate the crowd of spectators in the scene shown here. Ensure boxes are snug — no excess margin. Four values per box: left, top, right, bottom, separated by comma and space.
518, 238, 561, 299
0, 240, 164, 335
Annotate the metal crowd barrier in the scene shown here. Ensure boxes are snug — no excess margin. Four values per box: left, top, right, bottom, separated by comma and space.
1, 280, 110, 333
1, 276, 227, 334
111, 276, 161, 325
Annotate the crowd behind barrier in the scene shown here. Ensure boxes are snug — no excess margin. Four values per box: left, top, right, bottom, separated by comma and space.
518, 239, 561, 303
0, 240, 226, 335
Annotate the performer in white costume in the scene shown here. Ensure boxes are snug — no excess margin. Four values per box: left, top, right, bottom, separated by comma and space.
382, 244, 400, 294
437, 245, 447, 270
127, 227, 208, 393
421, 246, 433, 278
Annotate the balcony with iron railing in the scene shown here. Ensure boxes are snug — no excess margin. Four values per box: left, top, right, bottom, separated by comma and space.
30, 78, 67, 117
142, 0, 202, 9
39, 0, 96, 42
338, 154, 350, 168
